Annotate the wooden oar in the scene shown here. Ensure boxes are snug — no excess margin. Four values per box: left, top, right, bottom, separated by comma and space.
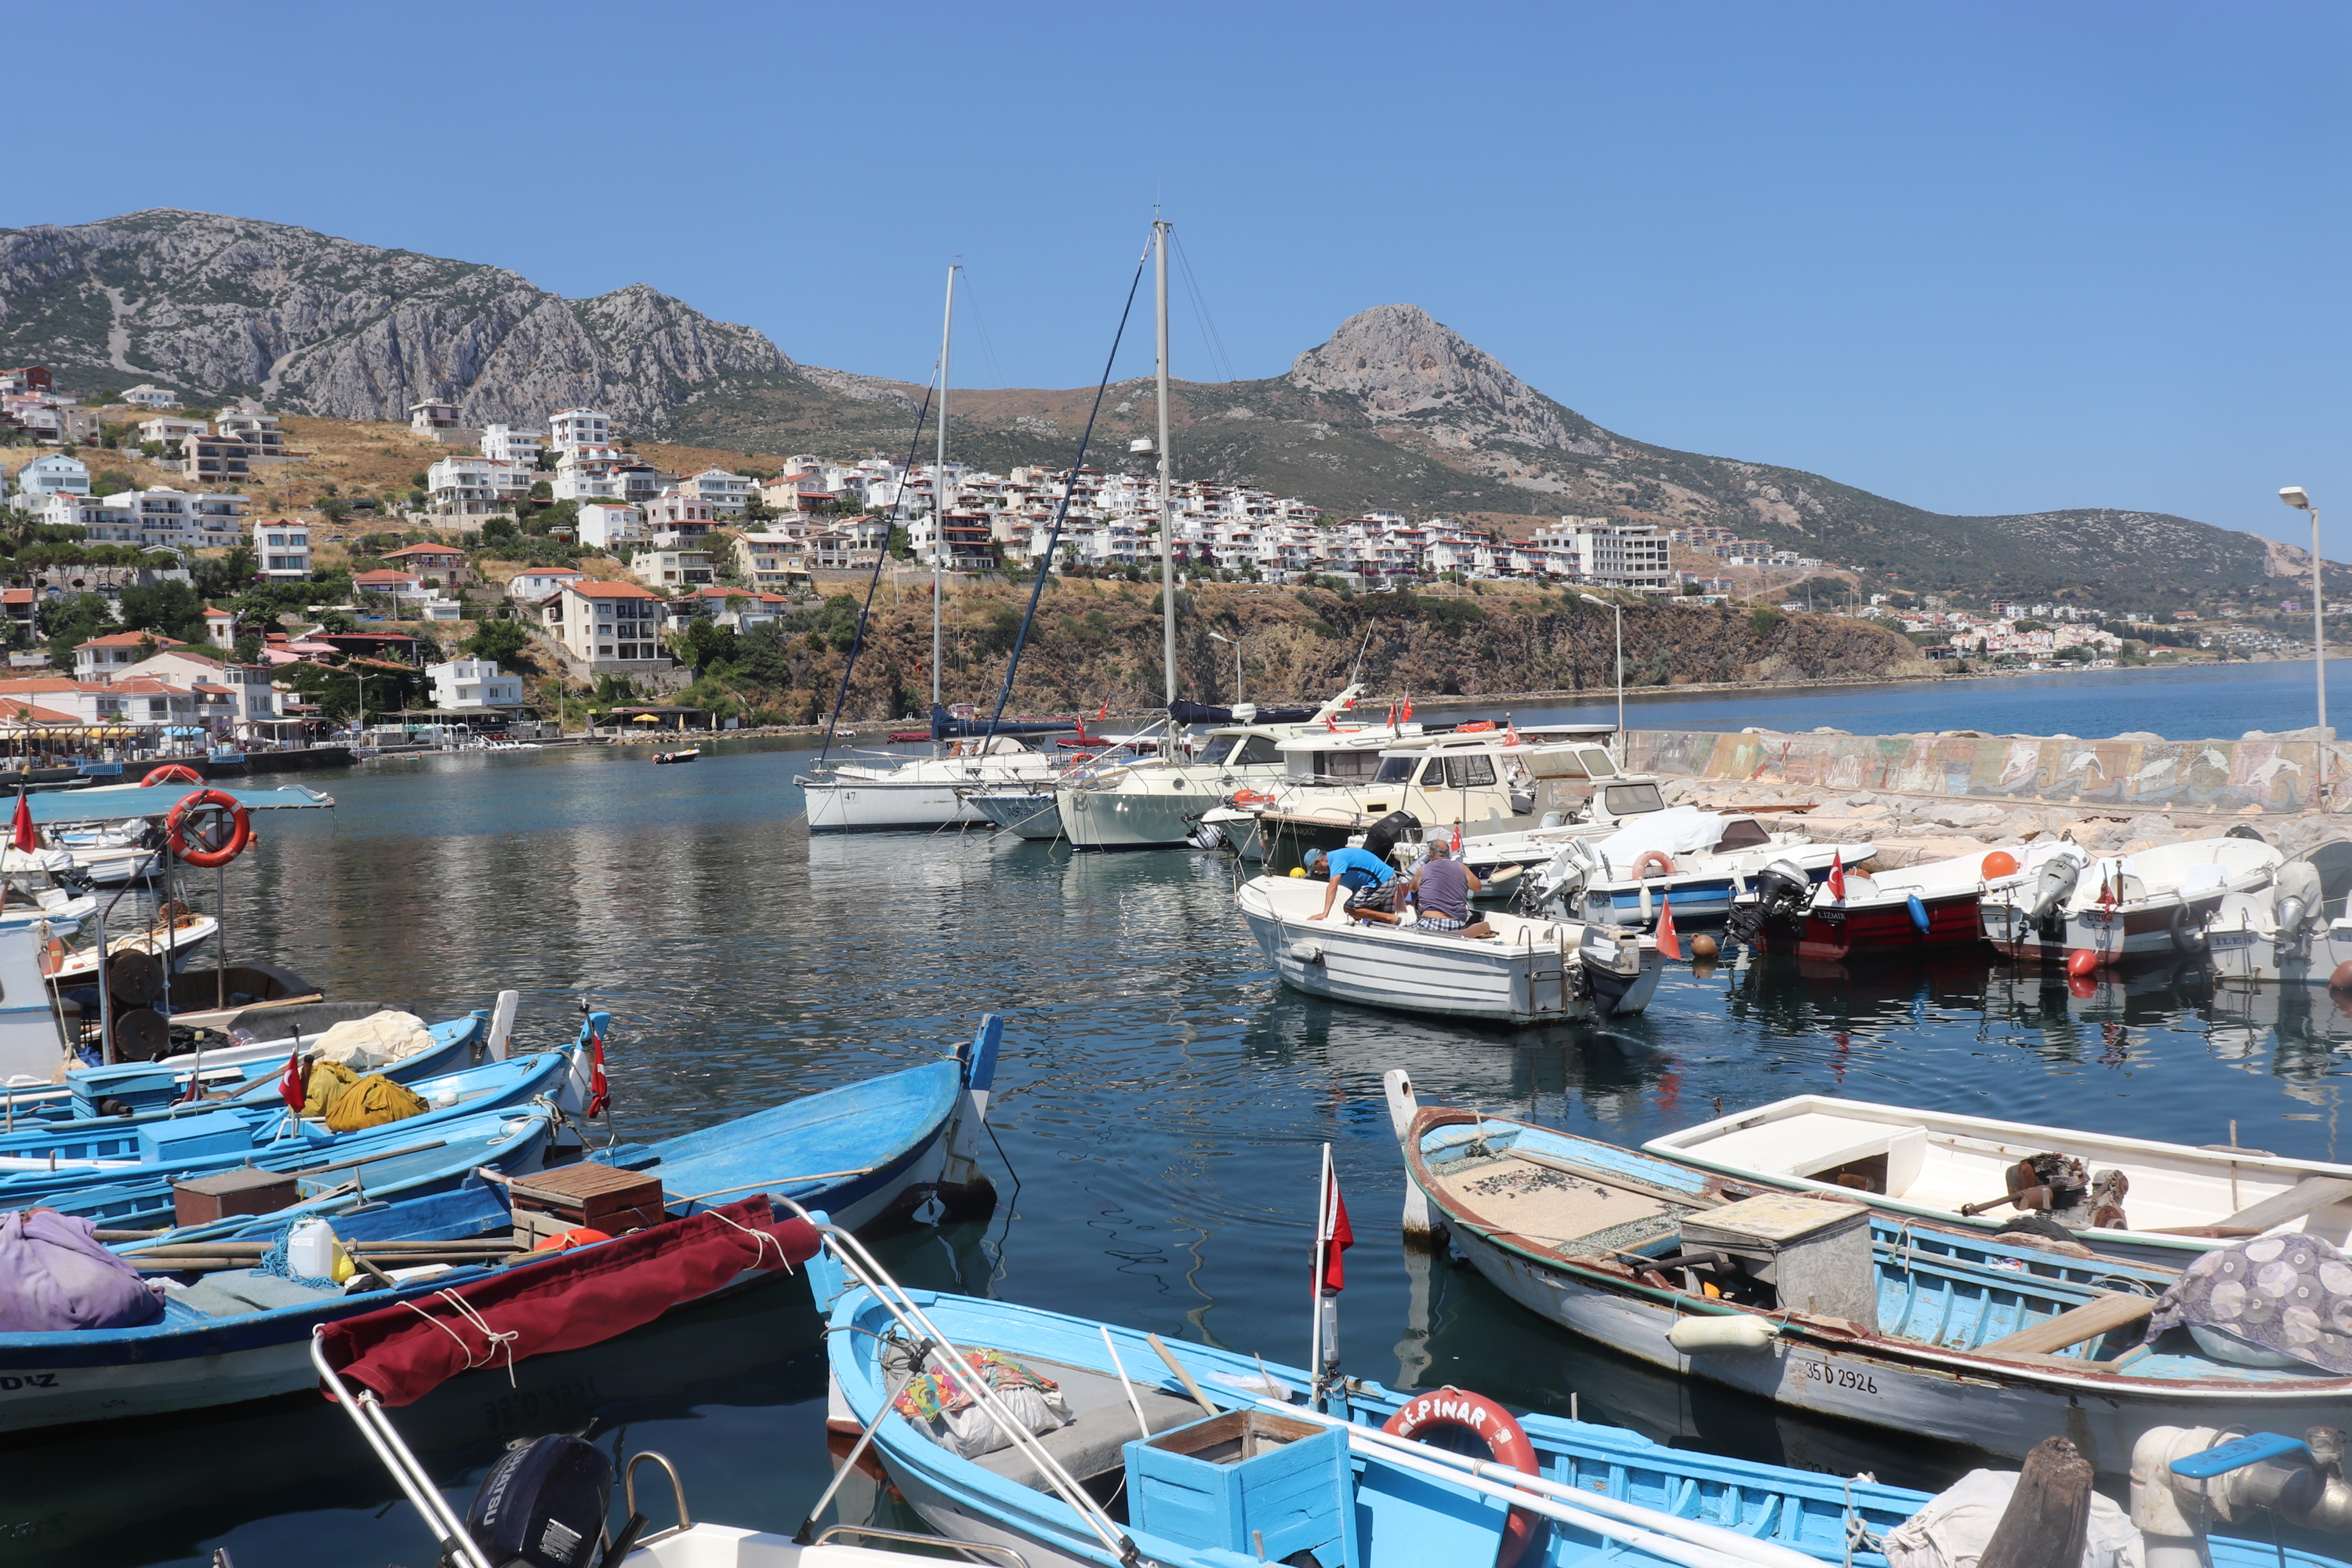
1146, 1333, 1219, 1417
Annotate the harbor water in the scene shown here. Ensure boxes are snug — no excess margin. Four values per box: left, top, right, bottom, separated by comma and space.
16, 661, 2352, 1567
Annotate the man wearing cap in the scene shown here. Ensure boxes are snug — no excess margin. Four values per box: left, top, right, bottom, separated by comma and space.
1406, 839, 1492, 937
1305, 845, 1402, 925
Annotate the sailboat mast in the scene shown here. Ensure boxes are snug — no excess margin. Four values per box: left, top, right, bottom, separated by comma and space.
934, 263, 956, 714
1155, 219, 1175, 709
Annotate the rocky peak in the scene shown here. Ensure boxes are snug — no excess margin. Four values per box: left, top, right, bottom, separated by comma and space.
1286, 303, 1581, 450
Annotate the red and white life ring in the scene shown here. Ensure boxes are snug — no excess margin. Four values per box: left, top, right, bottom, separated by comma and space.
1382, 1388, 1540, 1568
165, 788, 252, 869
1632, 850, 1676, 880
143, 764, 203, 786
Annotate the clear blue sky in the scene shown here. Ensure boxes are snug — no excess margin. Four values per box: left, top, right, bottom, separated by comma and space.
6, 3, 2347, 546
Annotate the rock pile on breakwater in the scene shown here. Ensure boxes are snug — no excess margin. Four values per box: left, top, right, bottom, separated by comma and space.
1657, 773, 2347, 872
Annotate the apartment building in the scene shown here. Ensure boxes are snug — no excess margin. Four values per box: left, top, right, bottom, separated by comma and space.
731, 532, 809, 590
1532, 517, 1673, 592
100, 488, 249, 548
546, 408, 612, 452
678, 469, 753, 514
180, 430, 252, 483
13, 453, 89, 501
538, 578, 667, 668
428, 659, 525, 710
575, 503, 644, 550
426, 455, 535, 517
479, 424, 545, 465
213, 411, 286, 458
253, 519, 312, 579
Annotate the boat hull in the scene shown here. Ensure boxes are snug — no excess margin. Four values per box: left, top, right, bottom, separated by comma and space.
1751, 889, 1987, 961
804, 779, 986, 832
1058, 786, 1208, 851
1237, 880, 1661, 1025
965, 791, 1064, 840
1439, 1216, 2347, 1472
1984, 892, 2227, 968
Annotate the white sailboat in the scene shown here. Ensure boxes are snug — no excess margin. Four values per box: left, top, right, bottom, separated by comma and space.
797, 267, 1066, 833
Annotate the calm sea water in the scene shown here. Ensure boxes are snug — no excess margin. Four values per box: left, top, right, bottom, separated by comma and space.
16, 662, 2352, 1567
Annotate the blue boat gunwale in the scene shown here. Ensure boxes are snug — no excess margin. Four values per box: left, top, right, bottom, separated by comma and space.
819, 1279, 1991, 1563
1408, 1108, 2352, 1396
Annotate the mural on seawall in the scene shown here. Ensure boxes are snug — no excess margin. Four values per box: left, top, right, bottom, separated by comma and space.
1624, 730, 2352, 815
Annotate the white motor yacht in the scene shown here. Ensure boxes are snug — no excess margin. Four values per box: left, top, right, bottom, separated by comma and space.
798, 735, 1064, 833
1056, 688, 1364, 852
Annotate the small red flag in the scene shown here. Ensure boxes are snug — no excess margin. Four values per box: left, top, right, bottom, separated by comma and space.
1657, 892, 1682, 960
1318, 1167, 1354, 1292
1450, 823, 1462, 855
1827, 851, 1846, 902
1401, 697, 1414, 724
278, 1048, 306, 1112
1097, 700, 1109, 721
586, 1029, 610, 1119
10, 790, 31, 855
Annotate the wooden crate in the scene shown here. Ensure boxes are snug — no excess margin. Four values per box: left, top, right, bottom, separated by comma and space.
173, 1168, 300, 1227
507, 1163, 666, 1240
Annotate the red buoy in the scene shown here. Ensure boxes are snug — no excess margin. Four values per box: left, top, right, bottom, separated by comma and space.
2065, 949, 2099, 978
2067, 974, 2098, 1000
2331, 960, 2352, 992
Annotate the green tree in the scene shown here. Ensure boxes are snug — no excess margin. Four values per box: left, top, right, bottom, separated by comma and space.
479, 516, 520, 546
94, 469, 134, 495
232, 631, 264, 663
39, 593, 116, 669
317, 498, 354, 523
464, 619, 532, 664
120, 581, 210, 643
193, 546, 258, 597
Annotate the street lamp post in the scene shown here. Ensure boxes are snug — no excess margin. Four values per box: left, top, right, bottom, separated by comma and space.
1207, 630, 1241, 702
2282, 487, 2329, 809
1579, 593, 1626, 759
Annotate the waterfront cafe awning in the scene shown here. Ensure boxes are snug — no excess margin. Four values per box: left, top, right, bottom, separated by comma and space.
26, 782, 336, 826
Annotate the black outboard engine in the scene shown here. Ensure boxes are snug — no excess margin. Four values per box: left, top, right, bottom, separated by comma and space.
1726, 858, 1811, 946
1362, 810, 1421, 862
51, 865, 93, 898
452, 1433, 612, 1568
1187, 818, 1232, 852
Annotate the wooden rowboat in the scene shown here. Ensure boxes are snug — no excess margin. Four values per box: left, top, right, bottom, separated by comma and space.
1390, 1078, 2352, 1474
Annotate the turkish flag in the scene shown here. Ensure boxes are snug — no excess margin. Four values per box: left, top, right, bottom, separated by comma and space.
278, 1048, 307, 1112
1318, 1167, 1354, 1293
10, 789, 31, 854
586, 1029, 610, 1119
1657, 893, 1682, 960
1827, 851, 1846, 902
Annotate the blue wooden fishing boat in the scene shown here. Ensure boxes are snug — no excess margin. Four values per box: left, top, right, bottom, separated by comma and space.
592, 1026, 999, 1232
0, 1027, 1005, 1433
1385, 1074, 2352, 1476
813, 1230, 2352, 1568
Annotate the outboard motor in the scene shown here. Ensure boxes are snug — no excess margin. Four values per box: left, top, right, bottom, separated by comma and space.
1187, 818, 1232, 852
1726, 858, 1811, 946
2276, 860, 2325, 960
1523, 839, 1599, 919
1362, 810, 1421, 862
2024, 850, 2084, 937
457, 1432, 612, 1568
51, 865, 93, 898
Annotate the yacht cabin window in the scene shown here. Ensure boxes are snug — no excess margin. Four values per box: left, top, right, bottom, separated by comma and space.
1229, 735, 1281, 766
1604, 782, 1666, 816
1372, 753, 1422, 786
1443, 754, 1497, 789
1578, 747, 1618, 777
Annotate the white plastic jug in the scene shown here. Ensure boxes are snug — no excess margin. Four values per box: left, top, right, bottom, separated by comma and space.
286, 1218, 338, 1279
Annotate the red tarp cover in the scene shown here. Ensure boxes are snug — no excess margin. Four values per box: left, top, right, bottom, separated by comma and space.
317, 1196, 818, 1406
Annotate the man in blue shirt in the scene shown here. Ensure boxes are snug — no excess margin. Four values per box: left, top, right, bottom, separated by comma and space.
1305, 846, 1402, 925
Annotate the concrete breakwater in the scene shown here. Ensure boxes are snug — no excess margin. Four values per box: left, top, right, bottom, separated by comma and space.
1626, 727, 2350, 817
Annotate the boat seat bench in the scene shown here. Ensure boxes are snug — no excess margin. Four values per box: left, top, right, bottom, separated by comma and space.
1976, 1290, 2155, 1357
967, 1356, 1207, 1489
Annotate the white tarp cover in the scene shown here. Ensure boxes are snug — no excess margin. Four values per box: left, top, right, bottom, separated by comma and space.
1593, 807, 1729, 873
1883, 1468, 2141, 1568
309, 1011, 436, 1071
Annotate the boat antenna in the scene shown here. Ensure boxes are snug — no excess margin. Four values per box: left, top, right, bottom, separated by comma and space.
1350, 622, 1374, 686
814, 378, 937, 770
1155, 216, 1177, 718
933, 262, 956, 724
975, 231, 1152, 747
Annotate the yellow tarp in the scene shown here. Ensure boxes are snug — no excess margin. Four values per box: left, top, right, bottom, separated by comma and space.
302, 1059, 429, 1131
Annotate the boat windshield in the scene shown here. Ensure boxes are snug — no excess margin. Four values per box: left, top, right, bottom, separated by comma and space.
1374, 753, 1423, 786
1604, 782, 1665, 816
1229, 735, 1281, 766
1578, 746, 1617, 778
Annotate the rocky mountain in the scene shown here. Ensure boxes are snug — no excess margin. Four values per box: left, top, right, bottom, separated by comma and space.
0, 211, 2296, 605
0, 210, 797, 428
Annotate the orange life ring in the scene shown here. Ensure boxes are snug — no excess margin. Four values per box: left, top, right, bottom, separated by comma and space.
1383, 1388, 1539, 1568
1231, 789, 1275, 807
1632, 850, 1676, 880
143, 764, 203, 786
1457, 720, 1496, 732
165, 789, 252, 869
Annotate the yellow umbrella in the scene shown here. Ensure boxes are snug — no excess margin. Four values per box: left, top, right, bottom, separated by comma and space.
633, 713, 660, 724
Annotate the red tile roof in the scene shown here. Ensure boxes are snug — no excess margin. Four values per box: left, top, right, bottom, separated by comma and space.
564, 579, 660, 600
0, 702, 78, 724
76, 632, 184, 651
380, 544, 464, 560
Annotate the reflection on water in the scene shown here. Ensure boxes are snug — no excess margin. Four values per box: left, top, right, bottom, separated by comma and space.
32, 742, 2352, 1563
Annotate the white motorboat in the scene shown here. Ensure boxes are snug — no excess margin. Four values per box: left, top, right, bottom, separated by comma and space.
1725, 844, 2010, 961
2202, 838, 2352, 986
1057, 688, 1365, 852
0, 849, 96, 932
1645, 1092, 2352, 1264
43, 822, 162, 885
1526, 808, 1870, 929
799, 736, 1064, 833
1981, 834, 2283, 970
1233, 871, 1662, 1024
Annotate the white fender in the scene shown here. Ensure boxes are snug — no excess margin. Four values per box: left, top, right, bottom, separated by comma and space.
485, 990, 520, 1060
1668, 1316, 1782, 1353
